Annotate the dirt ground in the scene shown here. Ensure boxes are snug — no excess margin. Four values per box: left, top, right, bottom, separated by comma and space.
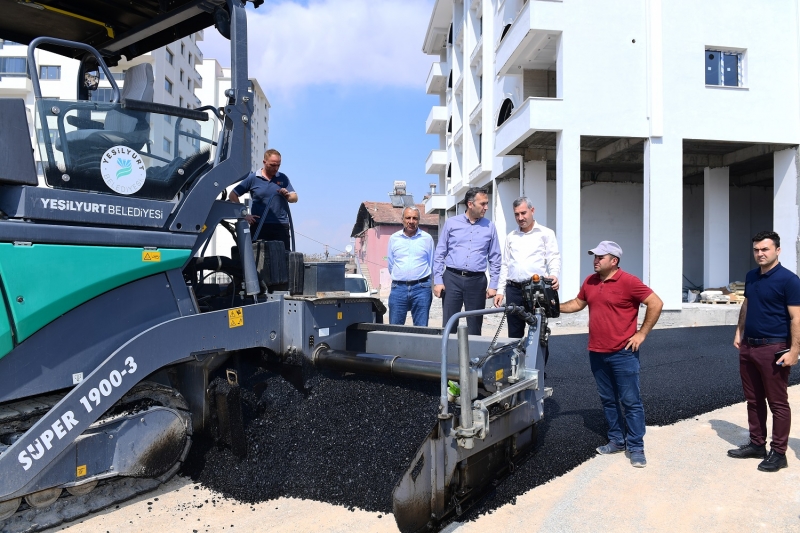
44, 385, 800, 533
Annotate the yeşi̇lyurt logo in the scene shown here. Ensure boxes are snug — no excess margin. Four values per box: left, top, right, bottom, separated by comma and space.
101, 146, 146, 195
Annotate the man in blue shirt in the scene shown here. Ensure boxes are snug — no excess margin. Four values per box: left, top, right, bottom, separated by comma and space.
387, 206, 435, 326
729, 231, 800, 472
229, 149, 298, 249
433, 187, 501, 335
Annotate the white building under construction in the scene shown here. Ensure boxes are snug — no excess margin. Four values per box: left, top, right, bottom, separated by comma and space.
423, 0, 800, 309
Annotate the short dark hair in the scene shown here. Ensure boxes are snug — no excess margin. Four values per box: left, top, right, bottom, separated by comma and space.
465, 187, 488, 206
752, 231, 780, 248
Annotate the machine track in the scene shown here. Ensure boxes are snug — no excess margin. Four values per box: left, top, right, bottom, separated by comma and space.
0, 382, 192, 533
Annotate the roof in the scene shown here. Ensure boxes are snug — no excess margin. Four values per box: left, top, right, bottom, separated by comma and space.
351, 202, 438, 238
0, 0, 243, 63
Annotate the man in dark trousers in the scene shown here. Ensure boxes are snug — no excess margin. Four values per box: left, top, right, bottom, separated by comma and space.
729, 231, 800, 472
433, 187, 501, 335
559, 241, 663, 468
229, 149, 297, 249
493, 196, 560, 338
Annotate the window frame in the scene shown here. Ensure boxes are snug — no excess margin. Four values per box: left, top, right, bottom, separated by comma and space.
38, 65, 61, 80
164, 77, 173, 94
166, 48, 174, 65
705, 48, 746, 88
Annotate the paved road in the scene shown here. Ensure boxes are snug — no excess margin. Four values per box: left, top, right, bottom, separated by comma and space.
43, 325, 800, 533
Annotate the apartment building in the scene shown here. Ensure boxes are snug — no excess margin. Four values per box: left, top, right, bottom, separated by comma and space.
196, 58, 270, 258
423, 0, 800, 309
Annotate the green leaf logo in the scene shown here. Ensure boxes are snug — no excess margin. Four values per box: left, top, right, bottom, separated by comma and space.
116, 158, 132, 179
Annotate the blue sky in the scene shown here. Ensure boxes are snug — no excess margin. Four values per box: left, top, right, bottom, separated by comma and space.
199, 0, 438, 254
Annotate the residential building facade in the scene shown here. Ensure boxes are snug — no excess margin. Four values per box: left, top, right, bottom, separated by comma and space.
423, 0, 800, 309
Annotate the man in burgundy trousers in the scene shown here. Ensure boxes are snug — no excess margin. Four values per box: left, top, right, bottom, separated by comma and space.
730, 231, 800, 472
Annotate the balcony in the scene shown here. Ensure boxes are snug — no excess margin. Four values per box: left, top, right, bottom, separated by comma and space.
424, 194, 450, 213
494, 97, 564, 156
0, 75, 32, 96
470, 35, 483, 67
496, 0, 562, 76
425, 149, 447, 174
426, 106, 448, 134
426, 62, 447, 94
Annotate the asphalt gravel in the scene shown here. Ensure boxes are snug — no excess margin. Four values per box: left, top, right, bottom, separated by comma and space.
182, 326, 799, 522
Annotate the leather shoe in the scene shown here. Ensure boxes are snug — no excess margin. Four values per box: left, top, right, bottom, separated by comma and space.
757, 450, 788, 472
727, 442, 766, 459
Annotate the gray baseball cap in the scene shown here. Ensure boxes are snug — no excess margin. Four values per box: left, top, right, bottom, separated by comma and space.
588, 240, 623, 258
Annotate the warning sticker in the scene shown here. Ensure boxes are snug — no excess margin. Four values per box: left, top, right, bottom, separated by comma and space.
228, 308, 244, 328
337, 312, 343, 320
76, 465, 87, 477
495, 369, 504, 382
142, 251, 161, 262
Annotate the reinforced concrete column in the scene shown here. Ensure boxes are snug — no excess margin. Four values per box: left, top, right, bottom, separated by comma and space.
703, 167, 730, 288
643, 137, 683, 309
774, 147, 799, 273
494, 177, 520, 247
556, 131, 581, 299
522, 160, 548, 227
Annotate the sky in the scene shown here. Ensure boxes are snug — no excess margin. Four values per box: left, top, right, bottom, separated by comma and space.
198, 0, 439, 255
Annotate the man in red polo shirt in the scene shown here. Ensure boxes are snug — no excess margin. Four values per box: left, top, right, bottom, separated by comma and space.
560, 241, 663, 468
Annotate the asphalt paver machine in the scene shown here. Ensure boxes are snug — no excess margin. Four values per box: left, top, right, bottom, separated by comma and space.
0, 1, 556, 531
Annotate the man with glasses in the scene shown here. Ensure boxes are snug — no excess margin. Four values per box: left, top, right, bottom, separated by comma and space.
229, 149, 297, 249
559, 241, 663, 468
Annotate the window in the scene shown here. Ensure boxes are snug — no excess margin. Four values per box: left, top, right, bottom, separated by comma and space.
179, 96, 184, 107
497, 98, 514, 127
98, 69, 125, 80
166, 48, 174, 65
706, 49, 742, 87
188, 53, 193, 67
164, 114, 172, 124
188, 79, 192, 91
179, 69, 184, 82
36, 161, 45, 176
36, 128, 59, 144
181, 43, 185, 56
0, 57, 26, 76
163, 138, 172, 153
90, 88, 115, 102
39, 66, 61, 80
165, 78, 173, 94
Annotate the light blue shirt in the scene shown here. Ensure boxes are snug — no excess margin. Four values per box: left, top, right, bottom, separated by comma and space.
387, 228, 435, 281
433, 214, 501, 288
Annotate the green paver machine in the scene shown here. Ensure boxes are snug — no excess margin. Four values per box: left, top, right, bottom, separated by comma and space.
0, 2, 555, 531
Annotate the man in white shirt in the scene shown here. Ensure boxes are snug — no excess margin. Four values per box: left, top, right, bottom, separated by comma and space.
387, 206, 435, 326
493, 197, 561, 337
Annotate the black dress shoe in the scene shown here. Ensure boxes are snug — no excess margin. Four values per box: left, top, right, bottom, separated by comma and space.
758, 450, 788, 472
727, 442, 767, 459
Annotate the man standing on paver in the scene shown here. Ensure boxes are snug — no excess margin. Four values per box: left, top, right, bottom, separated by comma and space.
493, 196, 560, 338
433, 187, 501, 335
559, 241, 663, 468
387, 206, 435, 326
729, 231, 800, 472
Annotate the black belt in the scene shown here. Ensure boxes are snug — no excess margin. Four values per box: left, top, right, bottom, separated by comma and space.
394, 275, 430, 285
506, 280, 526, 289
746, 337, 787, 346
446, 267, 483, 277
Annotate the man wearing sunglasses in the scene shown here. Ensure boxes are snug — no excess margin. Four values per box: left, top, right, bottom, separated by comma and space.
559, 241, 663, 468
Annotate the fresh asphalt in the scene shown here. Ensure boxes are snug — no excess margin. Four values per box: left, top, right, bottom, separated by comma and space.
185, 326, 798, 521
